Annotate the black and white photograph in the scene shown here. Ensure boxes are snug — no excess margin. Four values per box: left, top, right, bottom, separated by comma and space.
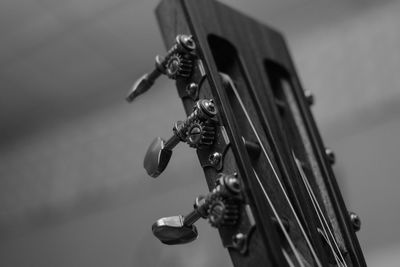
1, 0, 399, 266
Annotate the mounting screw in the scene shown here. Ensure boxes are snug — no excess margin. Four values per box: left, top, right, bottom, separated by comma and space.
186, 82, 198, 96
187, 123, 202, 145
304, 90, 315, 106
325, 148, 336, 164
209, 152, 222, 167
179, 34, 196, 51
349, 212, 361, 232
232, 233, 246, 251
203, 100, 216, 114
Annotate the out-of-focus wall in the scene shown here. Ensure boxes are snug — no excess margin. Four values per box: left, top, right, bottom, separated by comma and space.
1, 0, 399, 266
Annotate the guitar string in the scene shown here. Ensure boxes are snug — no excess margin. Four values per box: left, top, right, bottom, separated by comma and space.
225, 75, 322, 266
317, 228, 345, 267
294, 155, 348, 267
294, 155, 347, 267
280, 77, 347, 266
294, 156, 344, 267
299, 168, 345, 267
305, 183, 345, 267
278, 78, 347, 266
252, 170, 306, 267
228, 78, 320, 266
298, 160, 347, 266
282, 248, 296, 267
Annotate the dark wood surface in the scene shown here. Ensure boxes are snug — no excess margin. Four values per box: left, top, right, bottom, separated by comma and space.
155, 0, 366, 266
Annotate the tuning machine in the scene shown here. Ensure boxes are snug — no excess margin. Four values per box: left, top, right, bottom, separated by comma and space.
126, 34, 196, 102
144, 99, 217, 177
152, 173, 242, 245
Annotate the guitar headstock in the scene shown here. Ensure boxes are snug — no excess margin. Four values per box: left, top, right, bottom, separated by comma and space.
127, 0, 366, 266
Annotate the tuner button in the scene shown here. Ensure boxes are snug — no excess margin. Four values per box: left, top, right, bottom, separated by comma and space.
143, 137, 173, 178
126, 71, 160, 102
152, 215, 198, 245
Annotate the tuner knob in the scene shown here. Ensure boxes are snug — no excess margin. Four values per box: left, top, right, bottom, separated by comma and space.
151, 173, 242, 245
143, 136, 176, 178
152, 196, 207, 245
152, 215, 198, 245
143, 99, 217, 177
126, 34, 196, 102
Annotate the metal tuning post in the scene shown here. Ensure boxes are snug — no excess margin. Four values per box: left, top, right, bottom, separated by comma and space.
144, 99, 217, 177
126, 34, 196, 102
152, 173, 241, 245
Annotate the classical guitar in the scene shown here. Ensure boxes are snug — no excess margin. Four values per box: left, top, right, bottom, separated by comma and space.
127, 0, 366, 266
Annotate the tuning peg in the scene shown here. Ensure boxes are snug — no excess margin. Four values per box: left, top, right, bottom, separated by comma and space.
152, 196, 207, 245
126, 34, 196, 102
152, 173, 241, 245
143, 99, 217, 178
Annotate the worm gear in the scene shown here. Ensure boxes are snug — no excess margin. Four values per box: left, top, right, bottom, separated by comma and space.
208, 196, 240, 228
165, 53, 194, 79
186, 120, 216, 149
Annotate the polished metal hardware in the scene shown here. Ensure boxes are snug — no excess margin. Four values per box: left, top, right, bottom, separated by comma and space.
144, 99, 217, 177
126, 34, 196, 102
152, 173, 241, 245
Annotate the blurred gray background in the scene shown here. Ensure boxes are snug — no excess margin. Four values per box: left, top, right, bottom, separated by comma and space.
0, 0, 399, 266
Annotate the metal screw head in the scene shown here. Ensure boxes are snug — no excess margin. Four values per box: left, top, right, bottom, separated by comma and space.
179, 35, 196, 51
188, 124, 202, 145
325, 148, 336, 164
203, 100, 216, 113
209, 152, 222, 166
304, 90, 315, 106
349, 212, 361, 232
186, 82, 198, 96
224, 174, 241, 194
167, 57, 180, 76
198, 99, 217, 118
232, 233, 246, 248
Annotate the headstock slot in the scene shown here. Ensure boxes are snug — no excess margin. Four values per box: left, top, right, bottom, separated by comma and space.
264, 59, 350, 264
207, 34, 324, 266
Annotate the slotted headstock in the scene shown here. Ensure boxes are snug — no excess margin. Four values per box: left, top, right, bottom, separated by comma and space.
127, 0, 366, 266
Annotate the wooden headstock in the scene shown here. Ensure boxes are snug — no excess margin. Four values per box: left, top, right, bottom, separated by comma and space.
127, 0, 366, 266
